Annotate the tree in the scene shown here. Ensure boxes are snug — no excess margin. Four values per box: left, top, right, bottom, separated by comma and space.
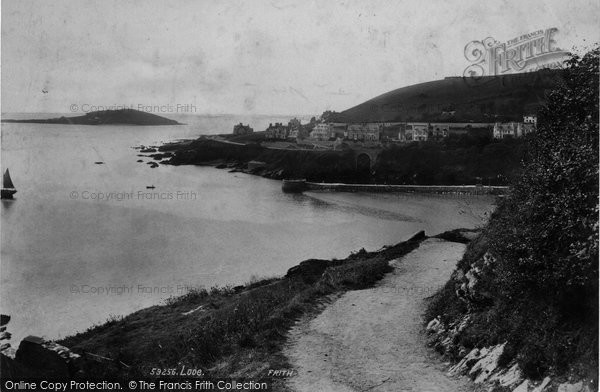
488, 47, 599, 293
320, 110, 339, 123
482, 46, 599, 376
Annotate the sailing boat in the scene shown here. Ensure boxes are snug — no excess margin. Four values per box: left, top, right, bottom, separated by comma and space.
1, 169, 17, 199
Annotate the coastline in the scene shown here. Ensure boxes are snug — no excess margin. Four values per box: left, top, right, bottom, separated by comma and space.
1, 230, 436, 383
139, 136, 523, 189
1, 1, 596, 390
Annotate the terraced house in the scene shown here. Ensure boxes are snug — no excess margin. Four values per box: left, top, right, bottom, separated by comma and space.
493, 116, 537, 139
346, 123, 381, 141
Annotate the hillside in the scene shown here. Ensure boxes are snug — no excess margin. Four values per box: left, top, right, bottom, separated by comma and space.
333, 69, 562, 123
1, 109, 181, 126
425, 48, 598, 388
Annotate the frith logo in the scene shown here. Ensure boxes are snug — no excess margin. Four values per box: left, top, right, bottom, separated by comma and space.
463, 28, 569, 80
267, 369, 295, 377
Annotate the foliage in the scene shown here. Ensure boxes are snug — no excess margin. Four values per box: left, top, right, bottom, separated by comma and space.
484, 47, 599, 377
487, 47, 598, 299
375, 134, 525, 185
427, 47, 599, 380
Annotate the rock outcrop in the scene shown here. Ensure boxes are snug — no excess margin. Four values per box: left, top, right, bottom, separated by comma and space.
425, 245, 598, 392
0, 315, 86, 379
428, 320, 596, 391
15, 336, 82, 378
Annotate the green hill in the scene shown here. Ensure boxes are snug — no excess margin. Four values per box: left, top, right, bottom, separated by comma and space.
333, 69, 562, 123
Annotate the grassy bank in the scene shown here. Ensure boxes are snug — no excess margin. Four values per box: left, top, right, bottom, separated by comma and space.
58, 233, 426, 382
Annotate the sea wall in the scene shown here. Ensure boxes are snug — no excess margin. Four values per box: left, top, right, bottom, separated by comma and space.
304, 182, 508, 195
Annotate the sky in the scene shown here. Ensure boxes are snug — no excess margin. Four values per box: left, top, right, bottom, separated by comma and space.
1, 0, 598, 115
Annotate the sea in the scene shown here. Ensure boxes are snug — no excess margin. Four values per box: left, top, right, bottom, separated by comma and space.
0, 113, 496, 344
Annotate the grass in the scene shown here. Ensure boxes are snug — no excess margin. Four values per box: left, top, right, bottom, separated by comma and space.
334, 68, 561, 123
57, 235, 424, 381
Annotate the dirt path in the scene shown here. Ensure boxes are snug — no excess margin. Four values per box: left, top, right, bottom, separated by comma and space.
284, 238, 479, 392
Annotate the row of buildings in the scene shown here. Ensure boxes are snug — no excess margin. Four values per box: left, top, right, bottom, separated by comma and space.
492, 115, 537, 138
264, 121, 453, 142
261, 115, 537, 142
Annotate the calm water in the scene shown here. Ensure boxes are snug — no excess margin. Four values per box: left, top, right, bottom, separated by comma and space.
1, 115, 496, 343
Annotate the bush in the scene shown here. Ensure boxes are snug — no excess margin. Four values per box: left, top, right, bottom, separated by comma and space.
487, 47, 598, 311
484, 48, 599, 378
427, 47, 599, 381
375, 137, 526, 185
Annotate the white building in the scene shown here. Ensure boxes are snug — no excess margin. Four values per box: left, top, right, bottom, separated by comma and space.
405, 123, 429, 141
494, 122, 517, 138
523, 114, 537, 125
310, 123, 332, 140
493, 122, 535, 138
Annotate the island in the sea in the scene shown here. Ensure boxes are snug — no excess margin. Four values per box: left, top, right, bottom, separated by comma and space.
1, 109, 181, 126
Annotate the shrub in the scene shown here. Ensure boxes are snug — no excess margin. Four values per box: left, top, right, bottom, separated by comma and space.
484, 47, 598, 377
427, 46, 599, 381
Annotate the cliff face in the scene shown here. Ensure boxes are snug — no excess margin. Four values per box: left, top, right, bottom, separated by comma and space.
2, 109, 181, 126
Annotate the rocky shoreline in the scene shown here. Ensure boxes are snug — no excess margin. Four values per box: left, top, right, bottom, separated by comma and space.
133, 135, 522, 187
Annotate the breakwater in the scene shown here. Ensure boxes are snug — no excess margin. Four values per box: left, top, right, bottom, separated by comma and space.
283, 179, 508, 195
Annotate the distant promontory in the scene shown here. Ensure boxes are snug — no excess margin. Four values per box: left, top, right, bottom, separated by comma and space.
2, 109, 181, 126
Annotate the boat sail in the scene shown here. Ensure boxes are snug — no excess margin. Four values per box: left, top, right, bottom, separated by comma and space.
1, 169, 17, 199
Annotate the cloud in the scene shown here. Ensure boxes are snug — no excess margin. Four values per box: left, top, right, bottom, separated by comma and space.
2, 0, 598, 114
